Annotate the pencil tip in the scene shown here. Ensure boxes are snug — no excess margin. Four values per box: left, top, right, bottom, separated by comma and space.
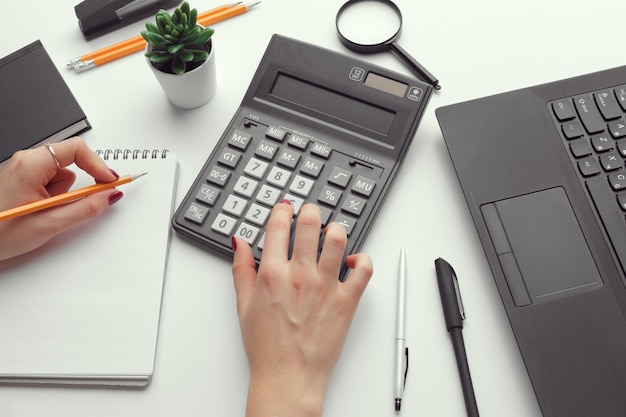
132, 172, 148, 181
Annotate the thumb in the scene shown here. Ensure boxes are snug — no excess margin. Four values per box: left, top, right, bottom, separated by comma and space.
342, 252, 374, 301
231, 236, 257, 317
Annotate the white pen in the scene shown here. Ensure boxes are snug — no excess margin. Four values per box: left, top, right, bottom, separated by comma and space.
394, 248, 409, 411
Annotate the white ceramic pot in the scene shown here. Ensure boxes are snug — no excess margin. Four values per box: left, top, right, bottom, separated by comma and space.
145, 38, 217, 109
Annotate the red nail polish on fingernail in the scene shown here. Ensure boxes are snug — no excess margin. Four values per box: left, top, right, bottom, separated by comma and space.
108, 191, 123, 206
231, 236, 237, 252
109, 168, 119, 178
279, 199, 291, 205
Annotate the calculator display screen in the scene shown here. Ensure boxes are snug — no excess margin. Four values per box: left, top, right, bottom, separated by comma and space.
270, 73, 395, 136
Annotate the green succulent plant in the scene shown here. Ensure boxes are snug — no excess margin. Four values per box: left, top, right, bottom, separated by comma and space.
141, 2, 214, 75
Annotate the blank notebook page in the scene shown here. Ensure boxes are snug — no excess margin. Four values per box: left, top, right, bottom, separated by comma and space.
0, 149, 178, 386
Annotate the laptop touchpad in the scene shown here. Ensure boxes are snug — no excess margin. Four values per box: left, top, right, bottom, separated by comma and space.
481, 187, 602, 306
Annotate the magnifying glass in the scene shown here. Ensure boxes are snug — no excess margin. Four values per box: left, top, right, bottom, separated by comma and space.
336, 0, 440, 90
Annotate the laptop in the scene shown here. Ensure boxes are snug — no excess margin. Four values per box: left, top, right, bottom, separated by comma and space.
436, 66, 626, 417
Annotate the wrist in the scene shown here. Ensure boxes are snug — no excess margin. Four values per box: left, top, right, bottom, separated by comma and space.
245, 371, 328, 417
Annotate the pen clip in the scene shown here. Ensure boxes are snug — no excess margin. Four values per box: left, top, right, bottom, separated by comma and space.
451, 268, 466, 321
403, 346, 409, 389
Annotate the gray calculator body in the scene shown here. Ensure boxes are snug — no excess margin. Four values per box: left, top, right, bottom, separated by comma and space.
172, 34, 432, 279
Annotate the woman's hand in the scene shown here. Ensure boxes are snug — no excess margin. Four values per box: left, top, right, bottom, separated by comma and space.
0, 137, 122, 261
232, 201, 373, 417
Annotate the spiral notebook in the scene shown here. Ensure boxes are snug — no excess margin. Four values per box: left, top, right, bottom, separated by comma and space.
0, 149, 178, 386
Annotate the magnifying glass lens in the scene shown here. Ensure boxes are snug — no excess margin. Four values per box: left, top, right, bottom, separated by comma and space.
336, 1, 401, 46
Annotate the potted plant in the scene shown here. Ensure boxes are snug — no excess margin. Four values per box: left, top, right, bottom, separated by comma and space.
141, 2, 216, 109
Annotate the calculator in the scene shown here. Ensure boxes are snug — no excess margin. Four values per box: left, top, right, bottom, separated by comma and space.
172, 34, 433, 280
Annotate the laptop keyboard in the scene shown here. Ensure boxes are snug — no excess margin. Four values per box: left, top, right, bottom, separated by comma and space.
549, 87, 626, 277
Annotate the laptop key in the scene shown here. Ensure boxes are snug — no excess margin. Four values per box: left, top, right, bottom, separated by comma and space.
562, 120, 585, 139
600, 152, 622, 171
552, 99, 576, 121
608, 172, 626, 191
608, 119, 626, 138
594, 89, 623, 120
569, 138, 593, 158
574, 93, 606, 134
615, 85, 626, 111
618, 141, 626, 157
578, 157, 601, 177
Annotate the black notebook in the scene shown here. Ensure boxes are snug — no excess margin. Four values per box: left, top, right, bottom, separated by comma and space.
0, 40, 91, 165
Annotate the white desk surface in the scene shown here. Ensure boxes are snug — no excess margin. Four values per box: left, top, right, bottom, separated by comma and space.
2, 0, 624, 415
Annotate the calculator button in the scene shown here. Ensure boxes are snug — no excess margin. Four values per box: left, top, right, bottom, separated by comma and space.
228, 130, 252, 150
351, 175, 376, 197
233, 176, 259, 198
211, 213, 237, 236
255, 140, 279, 160
207, 165, 231, 187
257, 233, 266, 250
341, 195, 366, 217
328, 167, 352, 188
288, 134, 309, 150
311, 142, 332, 159
218, 148, 242, 168
277, 148, 301, 169
300, 156, 324, 178
184, 202, 209, 224
267, 166, 292, 188
335, 214, 356, 236
195, 184, 220, 206
318, 185, 343, 207
222, 194, 248, 217
319, 206, 333, 226
235, 222, 261, 245
244, 157, 269, 179
266, 126, 287, 142
245, 203, 271, 226
283, 193, 304, 215
256, 184, 282, 206
289, 174, 315, 197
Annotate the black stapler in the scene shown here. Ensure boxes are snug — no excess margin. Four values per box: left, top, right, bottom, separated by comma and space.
75, 0, 182, 39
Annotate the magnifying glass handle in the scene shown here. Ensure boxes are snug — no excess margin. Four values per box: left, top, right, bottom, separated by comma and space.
390, 42, 441, 90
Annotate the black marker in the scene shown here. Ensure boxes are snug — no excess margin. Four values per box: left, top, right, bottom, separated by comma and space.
435, 258, 480, 417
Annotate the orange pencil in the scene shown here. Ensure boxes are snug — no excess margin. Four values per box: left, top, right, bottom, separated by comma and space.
85, 38, 146, 68
67, 2, 238, 69
69, 2, 260, 72
0, 173, 146, 222
197, 2, 254, 26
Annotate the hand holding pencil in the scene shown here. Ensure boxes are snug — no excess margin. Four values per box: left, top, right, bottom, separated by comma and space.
0, 172, 146, 222
0, 138, 133, 261
68, 2, 260, 73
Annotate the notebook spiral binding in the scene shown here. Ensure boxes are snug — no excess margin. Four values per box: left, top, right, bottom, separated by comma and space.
96, 149, 170, 160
